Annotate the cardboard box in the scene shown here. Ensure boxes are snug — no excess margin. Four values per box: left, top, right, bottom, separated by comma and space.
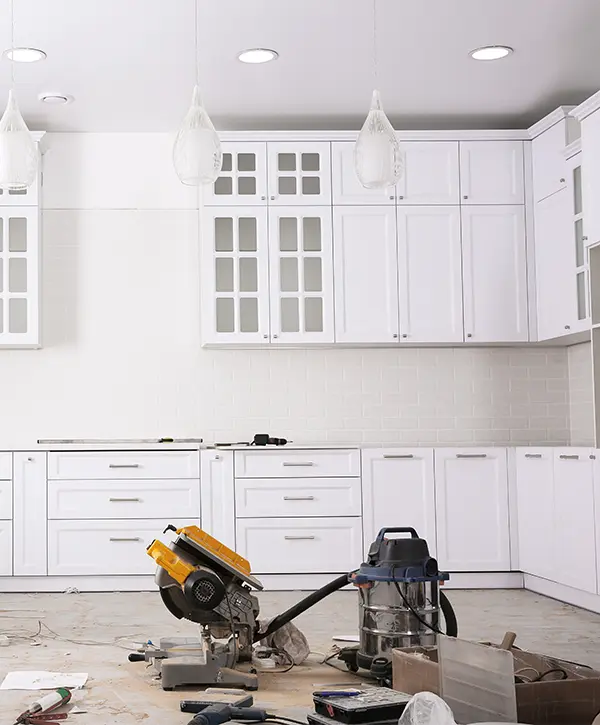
393, 645, 600, 725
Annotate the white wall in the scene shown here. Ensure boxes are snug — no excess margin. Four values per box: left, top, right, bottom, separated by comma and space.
568, 342, 595, 445
0, 134, 573, 446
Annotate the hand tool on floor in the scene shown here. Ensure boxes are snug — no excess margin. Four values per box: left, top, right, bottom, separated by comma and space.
185, 703, 269, 725
135, 525, 457, 690
12, 688, 71, 725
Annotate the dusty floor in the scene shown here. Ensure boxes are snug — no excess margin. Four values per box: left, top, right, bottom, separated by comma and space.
0, 589, 599, 723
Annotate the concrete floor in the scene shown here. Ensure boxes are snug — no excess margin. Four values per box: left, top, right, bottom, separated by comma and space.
0, 589, 599, 723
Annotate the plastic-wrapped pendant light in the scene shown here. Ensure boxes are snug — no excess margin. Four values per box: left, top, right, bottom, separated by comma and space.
172, 0, 222, 185
354, 0, 402, 190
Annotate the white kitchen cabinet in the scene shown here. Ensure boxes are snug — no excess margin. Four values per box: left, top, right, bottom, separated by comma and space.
397, 206, 463, 343
459, 141, 524, 205
201, 207, 270, 344
534, 189, 577, 340
515, 449, 554, 579
566, 152, 589, 329
203, 142, 267, 206
0, 521, 12, 576
361, 449, 436, 556
333, 206, 399, 343
553, 449, 597, 593
13, 452, 47, 576
268, 142, 331, 206
531, 120, 570, 203
435, 448, 510, 571
200, 450, 235, 550
0, 207, 40, 347
234, 448, 360, 478
574, 105, 600, 247
48, 450, 200, 479
269, 207, 334, 342
397, 141, 460, 205
461, 205, 528, 342
331, 142, 395, 205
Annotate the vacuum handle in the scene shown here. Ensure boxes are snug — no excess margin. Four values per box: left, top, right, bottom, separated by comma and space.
376, 526, 419, 541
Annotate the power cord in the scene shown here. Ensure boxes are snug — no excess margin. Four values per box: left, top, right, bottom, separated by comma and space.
390, 567, 444, 637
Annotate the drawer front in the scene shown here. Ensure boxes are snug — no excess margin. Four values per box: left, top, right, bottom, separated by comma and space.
235, 477, 361, 518
0, 521, 12, 575
48, 479, 200, 520
235, 517, 363, 574
48, 451, 200, 480
234, 449, 360, 478
0, 480, 11, 519
47, 518, 197, 575
0, 453, 11, 480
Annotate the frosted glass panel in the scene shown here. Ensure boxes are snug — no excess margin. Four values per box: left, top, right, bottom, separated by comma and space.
216, 298, 235, 333
9, 298, 27, 333
9, 258, 27, 293
239, 257, 257, 292
302, 177, 320, 195
0, 221, 3, 252
303, 218, 321, 251
281, 298, 299, 332
215, 176, 233, 195
279, 218, 298, 251
238, 177, 256, 196
221, 154, 233, 172
278, 153, 296, 172
279, 177, 297, 195
574, 166, 583, 216
577, 272, 587, 321
280, 258, 298, 292
8, 188, 26, 196
239, 298, 259, 333
238, 153, 256, 172
215, 218, 234, 251
304, 257, 322, 292
575, 219, 584, 268
9, 218, 27, 252
238, 218, 257, 251
302, 153, 320, 171
305, 297, 323, 332
215, 258, 234, 292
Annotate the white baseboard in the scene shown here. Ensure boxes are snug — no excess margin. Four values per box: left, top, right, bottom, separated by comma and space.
443, 571, 524, 589
524, 574, 600, 614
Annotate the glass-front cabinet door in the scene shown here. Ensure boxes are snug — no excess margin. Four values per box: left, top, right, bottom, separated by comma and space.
203, 143, 268, 206
0, 208, 39, 347
201, 208, 269, 344
267, 142, 332, 206
568, 152, 589, 331
268, 207, 334, 343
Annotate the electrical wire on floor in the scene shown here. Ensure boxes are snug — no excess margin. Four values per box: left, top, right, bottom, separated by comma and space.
0, 619, 151, 650
265, 717, 307, 725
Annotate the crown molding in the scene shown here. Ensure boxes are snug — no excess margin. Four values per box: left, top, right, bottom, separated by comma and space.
572, 90, 600, 122
564, 138, 582, 159
218, 128, 529, 143
528, 106, 575, 139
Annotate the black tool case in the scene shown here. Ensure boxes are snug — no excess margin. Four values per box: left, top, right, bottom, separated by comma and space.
312, 688, 412, 725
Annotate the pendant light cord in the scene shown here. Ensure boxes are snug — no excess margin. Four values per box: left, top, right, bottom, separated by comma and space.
9, 0, 15, 87
372, 0, 378, 89
194, 0, 199, 86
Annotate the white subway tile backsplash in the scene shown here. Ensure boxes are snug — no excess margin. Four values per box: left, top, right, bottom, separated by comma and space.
568, 343, 594, 446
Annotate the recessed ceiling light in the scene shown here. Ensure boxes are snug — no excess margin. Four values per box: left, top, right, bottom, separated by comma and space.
470, 45, 513, 61
237, 48, 278, 64
39, 93, 73, 105
3, 47, 46, 63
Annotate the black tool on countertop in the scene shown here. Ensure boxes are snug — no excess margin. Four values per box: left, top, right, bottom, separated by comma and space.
180, 695, 254, 713
186, 705, 268, 725
312, 687, 411, 725
252, 434, 288, 446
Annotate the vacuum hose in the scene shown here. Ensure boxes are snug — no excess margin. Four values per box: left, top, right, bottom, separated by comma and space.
440, 590, 458, 637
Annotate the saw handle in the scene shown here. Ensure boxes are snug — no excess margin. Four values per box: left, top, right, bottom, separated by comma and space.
128, 653, 146, 662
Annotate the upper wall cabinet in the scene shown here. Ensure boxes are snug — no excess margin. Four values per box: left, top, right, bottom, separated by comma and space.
0, 179, 39, 207
331, 142, 395, 205
531, 120, 571, 203
203, 142, 268, 206
397, 142, 460, 205
573, 98, 600, 247
459, 141, 524, 205
268, 142, 331, 206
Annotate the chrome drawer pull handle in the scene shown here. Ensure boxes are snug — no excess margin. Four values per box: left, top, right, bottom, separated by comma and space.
559, 454, 580, 460
383, 454, 414, 459
524, 454, 542, 459
109, 464, 140, 469
109, 537, 141, 542
456, 454, 487, 459
283, 496, 315, 501
109, 497, 142, 502
282, 462, 314, 467
284, 535, 315, 540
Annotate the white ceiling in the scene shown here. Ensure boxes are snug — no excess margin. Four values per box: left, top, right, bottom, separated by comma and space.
3, 0, 600, 132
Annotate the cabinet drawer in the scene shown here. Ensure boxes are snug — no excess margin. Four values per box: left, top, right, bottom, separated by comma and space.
48, 451, 199, 480
0, 480, 12, 519
234, 449, 360, 478
0, 521, 12, 575
235, 517, 363, 574
47, 518, 197, 575
48, 479, 200, 520
235, 478, 361, 518
0, 453, 11, 480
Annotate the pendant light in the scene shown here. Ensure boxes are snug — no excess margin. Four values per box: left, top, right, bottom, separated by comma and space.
354, 0, 402, 190
0, 0, 38, 191
173, 0, 222, 185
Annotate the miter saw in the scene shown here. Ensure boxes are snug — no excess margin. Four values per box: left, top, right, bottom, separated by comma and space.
133, 524, 457, 691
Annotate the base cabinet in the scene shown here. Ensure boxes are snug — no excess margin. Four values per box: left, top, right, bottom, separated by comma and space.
0, 521, 12, 576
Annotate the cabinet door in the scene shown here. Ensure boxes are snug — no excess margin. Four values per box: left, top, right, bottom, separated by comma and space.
397, 206, 463, 343
515, 449, 554, 579
579, 111, 600, 247
201, 207, 270, 344
0, 207, 40, 347
333, 206, 399, 343
0, 521, 12, 576
459, 141, 524, 205
462, 205, 528, 342
534, 188, 577, 340
532, 122, 568, 203
0, 177, 39, 207
331, 142, 395, 205
361, 449, 436, 557
200, 450, 235, 549
269, 207, 334, 342
435, 448, 510, 571
554, 449, 597, 593
203, 142, 267, 206
397, 141, 459, 205
567, 153, 589, 330
13, 452, 47, 576
268, 142, 331, 206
